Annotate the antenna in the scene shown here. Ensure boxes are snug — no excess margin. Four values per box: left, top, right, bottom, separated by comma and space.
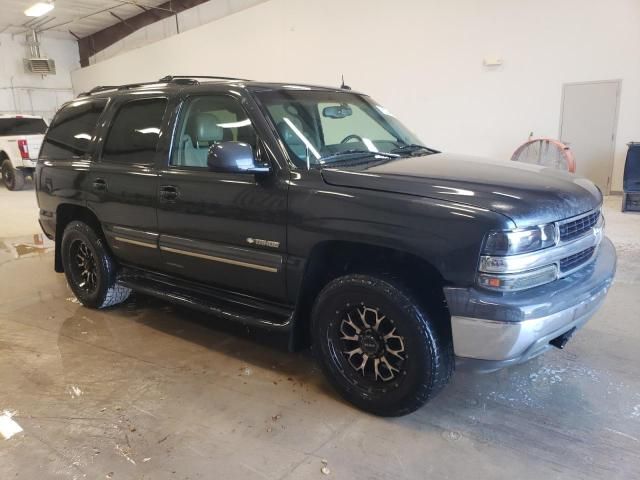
340, 74, 352, 90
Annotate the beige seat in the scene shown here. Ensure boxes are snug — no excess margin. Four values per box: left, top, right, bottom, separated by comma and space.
182, 113, 223, 168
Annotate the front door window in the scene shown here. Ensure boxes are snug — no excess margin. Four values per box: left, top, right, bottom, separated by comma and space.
171, 96, 257, 169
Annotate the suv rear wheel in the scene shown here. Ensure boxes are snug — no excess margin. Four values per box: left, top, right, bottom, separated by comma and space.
312, 274, 453, 416
2, 160, 24, 191
61, 221, 131, 308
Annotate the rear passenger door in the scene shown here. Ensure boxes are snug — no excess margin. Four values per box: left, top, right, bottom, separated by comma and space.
89, 95, 169, 269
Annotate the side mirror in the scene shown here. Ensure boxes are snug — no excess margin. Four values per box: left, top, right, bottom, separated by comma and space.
207, 141, 270, 174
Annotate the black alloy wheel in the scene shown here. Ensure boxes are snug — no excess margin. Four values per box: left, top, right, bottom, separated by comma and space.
334, 304, 407, 387
68, 239, 99, 294
61, 221, 131, 309
312, 274, 453, 416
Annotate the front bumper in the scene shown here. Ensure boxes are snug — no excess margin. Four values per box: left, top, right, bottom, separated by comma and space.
444, 236, 616, 371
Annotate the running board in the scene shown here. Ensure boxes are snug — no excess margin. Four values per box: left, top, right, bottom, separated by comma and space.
118, 267, 294, 333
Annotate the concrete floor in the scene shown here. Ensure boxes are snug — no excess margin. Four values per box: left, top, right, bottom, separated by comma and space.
0, 181, 40, 238
1, 185, 639, 480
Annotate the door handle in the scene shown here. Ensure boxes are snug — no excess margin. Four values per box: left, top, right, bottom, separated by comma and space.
92, 178, 107, 191
159, 185, 179, 202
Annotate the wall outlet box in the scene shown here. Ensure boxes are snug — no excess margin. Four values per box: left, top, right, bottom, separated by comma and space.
483, 57, 503, 67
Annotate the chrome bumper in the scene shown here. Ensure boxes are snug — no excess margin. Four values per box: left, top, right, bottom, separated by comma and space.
444, 237, 616, 371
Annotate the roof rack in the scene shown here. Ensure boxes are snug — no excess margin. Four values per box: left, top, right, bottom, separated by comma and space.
78, 85, 119, 96
159, 75, 250, 83
78, 75, 249, 97
78, 81, 165, 97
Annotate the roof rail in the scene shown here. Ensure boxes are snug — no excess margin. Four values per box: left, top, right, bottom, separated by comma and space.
159, 75, 250, 83
78, 76, 247, 97
78, 81, 167, 97
78, 85, 120, 97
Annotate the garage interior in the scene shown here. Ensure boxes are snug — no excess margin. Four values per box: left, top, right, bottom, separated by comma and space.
1, 1, 639, 479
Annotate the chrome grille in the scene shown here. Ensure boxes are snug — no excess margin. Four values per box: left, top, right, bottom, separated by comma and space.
560, 246, 595, 273
559, 210, 600, 242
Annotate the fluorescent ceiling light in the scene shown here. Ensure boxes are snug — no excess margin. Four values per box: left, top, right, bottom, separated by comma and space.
24, 2, 54, 17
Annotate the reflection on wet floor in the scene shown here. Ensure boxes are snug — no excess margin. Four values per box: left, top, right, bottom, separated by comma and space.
1, 197, 639, 480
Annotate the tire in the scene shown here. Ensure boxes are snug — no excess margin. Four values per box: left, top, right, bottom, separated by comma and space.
2, 160, 25, 191
61, 221, 131, 309
311, 274, 453, 416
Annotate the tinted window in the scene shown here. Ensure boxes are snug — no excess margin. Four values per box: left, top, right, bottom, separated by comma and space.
0, 117, 47, 136
40, 99, 107, 160
171, 95, 256, 168
102, 98, 167, 164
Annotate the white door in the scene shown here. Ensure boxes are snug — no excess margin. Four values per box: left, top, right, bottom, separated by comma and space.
559, 80, 620, 193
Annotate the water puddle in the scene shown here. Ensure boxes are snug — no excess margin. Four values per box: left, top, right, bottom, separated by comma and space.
1, 233, 54, 259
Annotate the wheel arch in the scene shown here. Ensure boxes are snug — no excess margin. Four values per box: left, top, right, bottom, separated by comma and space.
54, 203, 106, 273
290, 240, 450, 350
0, 151, 11, 167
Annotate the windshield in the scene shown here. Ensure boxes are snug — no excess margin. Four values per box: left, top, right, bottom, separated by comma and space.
0, 117, 47, 136
255, 90, 429, 168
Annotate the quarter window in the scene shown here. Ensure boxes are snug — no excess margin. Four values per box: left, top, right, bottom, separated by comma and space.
41, 99, 107, 160
102, 98, 167, 164
171, 95, 257, 168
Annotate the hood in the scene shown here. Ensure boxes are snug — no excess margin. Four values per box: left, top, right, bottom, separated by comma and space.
320, 153, 602, 227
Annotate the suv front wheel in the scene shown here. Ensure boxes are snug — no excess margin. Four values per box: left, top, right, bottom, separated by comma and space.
61, 221, 131, 308
2, 160, 25, 191
312, 274, 453, 416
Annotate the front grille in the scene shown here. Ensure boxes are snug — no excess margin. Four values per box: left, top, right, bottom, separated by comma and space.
559, 210, 600, 242
560, 246, 595, 273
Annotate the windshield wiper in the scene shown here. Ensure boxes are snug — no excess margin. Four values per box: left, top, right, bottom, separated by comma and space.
391, 144, 439, 155
319, 149, 399, 163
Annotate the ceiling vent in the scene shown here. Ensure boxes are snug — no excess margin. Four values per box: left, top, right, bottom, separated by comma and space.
24, 58, 56, 75
23, 30, 56, 76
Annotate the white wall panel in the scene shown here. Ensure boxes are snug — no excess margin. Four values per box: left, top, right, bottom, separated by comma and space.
72, 0, 640, 191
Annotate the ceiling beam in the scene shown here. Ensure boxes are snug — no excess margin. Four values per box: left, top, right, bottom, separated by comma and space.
77, 0, 209, 67
117, 1, 177, 14
109, 11, 136, 31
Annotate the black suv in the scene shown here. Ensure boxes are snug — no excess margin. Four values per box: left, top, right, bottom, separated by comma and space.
36, 76, 616, 416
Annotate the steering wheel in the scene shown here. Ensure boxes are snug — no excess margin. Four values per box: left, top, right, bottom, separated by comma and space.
340, 134, 364, 144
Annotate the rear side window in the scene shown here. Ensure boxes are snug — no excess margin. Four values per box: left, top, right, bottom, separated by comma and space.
101, 98, 167, 164
41, 99, 107, 160
0, 117, 47, 136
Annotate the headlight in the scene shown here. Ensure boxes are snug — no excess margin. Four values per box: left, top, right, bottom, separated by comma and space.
478, 223, 559, 291
483, 224, 557, 256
